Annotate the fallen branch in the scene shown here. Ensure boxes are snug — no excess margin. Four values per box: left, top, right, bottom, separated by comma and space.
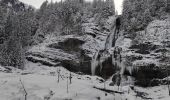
20, 79, 27, 100
93, 86, 124, 94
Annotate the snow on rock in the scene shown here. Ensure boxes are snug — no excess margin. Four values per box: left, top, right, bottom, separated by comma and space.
115, 36, 132, 51
133, 59, 159, 68
27, 32, 107, 75
134, 86, 170, 100
114, 19, 170, 87
0, 66, 8, 72
142, 19, 170, 44
27, 15, 117, 76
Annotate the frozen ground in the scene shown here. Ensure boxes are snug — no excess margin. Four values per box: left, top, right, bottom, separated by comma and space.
0, 63, 170, 100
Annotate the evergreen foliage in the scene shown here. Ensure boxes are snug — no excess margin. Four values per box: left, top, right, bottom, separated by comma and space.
122, 0, 169, 33
0, 0, 115, 69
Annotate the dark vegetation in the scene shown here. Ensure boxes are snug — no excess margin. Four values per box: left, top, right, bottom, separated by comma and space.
122, 0, 170, 35
121, 0, 170, 87
0, 0, 115, 69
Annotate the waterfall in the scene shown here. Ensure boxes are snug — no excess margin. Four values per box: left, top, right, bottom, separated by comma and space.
91, 50, 99, 75
105, 26, 117, 50
112, 46, 125, 75
91, 16, 118, 76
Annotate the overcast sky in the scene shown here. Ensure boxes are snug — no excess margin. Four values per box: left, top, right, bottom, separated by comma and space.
20, 0, 123, 14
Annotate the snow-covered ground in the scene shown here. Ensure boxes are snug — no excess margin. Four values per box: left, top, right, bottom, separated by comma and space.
1, 63, 170, 100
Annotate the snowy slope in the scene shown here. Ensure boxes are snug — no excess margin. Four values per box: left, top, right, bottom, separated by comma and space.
2, 62, 170, 100
1, 63, 170, 100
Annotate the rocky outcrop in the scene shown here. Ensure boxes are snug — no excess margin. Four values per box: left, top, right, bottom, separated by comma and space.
26, 16, 117, 76
27, 17, 170, 87
26, 32, 106, 75
116, 19, 170, 87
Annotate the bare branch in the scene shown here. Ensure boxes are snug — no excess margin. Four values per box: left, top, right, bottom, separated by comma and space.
19, 79, 27, 100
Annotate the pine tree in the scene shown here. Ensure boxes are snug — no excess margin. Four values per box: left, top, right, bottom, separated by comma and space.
122, 0, 168, 33
38, 0, 48, 19
0, 5, 7, 43
0, 8, 36, 68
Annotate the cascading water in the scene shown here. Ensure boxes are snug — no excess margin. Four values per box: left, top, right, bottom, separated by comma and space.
111, 47, 125, 75
91, 50, 99, 75
105, 25, 117, 50
91, 16, 119, 76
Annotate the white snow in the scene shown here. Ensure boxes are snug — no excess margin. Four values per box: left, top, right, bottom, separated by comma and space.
133, 59, 159, 68
143, 19, 170, 44
115, 37, 132, 51
0, 66, 6, 72
7, 2, 12, 7
0, 63, 135, 100
1, 63, 169, 100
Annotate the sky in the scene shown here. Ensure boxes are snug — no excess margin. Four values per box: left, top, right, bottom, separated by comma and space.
20, 0, 123, 14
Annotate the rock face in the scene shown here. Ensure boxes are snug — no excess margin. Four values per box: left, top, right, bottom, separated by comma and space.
116, 19, 170, 87
27, 35, 89, 74
27, 17, 170, 87
26, 16, 117, 77
27, 32, 107, 75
